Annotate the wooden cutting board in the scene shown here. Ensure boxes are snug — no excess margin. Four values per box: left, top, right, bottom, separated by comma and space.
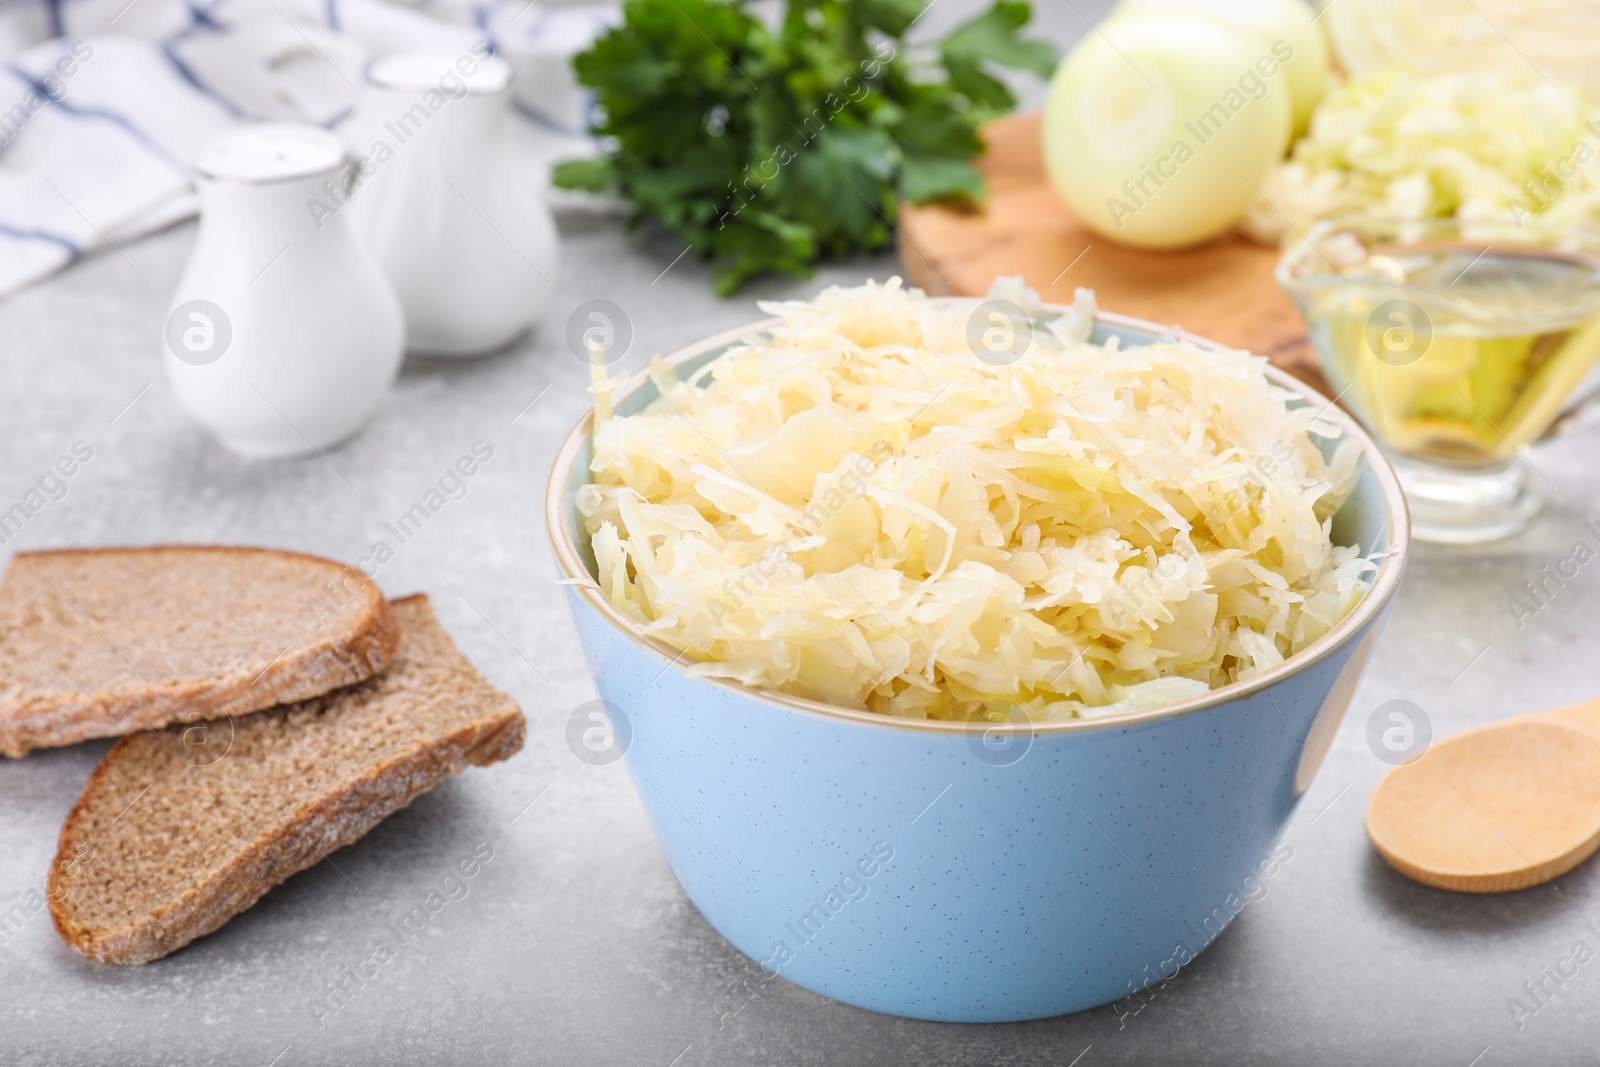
898, 113, 1331, 397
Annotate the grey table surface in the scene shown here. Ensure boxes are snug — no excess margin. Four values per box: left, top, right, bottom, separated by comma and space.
6, 4, 1600, 1064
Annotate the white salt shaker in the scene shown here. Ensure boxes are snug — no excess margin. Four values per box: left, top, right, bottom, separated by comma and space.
164, 124, 404, 458
346, 48, 558, 357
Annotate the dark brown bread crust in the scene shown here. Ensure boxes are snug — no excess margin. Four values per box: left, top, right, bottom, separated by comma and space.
0, 546, 401, 757
47, 595, 525, 965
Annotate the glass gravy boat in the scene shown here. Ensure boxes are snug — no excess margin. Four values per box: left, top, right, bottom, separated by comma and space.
1278, 215, 1600, 543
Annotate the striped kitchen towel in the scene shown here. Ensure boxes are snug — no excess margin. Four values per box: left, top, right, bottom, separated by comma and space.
0, 0, 615, 298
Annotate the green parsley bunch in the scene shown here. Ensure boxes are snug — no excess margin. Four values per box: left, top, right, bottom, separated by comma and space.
553, 0, 1056, 294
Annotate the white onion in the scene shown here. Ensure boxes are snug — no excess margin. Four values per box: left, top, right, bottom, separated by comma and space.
1042, 12, 1293, 249
1116, 0, 1329, 135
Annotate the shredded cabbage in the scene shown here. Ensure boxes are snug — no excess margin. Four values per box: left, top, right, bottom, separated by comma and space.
1245, 67, 1600, 245
1322, 0, 1600, 102
578, 278, 1374, 722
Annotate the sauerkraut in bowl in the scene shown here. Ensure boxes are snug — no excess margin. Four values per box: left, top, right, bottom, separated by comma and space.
575, 279, 1378, 724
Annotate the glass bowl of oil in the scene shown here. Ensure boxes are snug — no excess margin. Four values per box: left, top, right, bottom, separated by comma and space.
1278, 215, 1600, 543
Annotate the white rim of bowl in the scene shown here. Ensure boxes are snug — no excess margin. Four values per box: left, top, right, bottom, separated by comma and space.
545, 304, 1412, 735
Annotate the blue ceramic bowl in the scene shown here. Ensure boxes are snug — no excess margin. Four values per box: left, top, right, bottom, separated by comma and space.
547, 305, 1410, 1023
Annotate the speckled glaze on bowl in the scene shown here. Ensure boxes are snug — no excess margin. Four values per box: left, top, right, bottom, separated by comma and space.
547, 305, 1410, 1023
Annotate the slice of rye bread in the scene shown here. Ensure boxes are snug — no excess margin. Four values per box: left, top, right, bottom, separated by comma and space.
0, 545, 401, 757
48, 594, 525, 965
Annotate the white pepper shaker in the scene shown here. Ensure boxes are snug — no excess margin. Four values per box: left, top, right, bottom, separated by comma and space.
164, 124, 404, 458
346, 48, 559, 357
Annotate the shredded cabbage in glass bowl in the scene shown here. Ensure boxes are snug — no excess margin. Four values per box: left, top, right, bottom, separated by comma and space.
577, 279, 1376, 723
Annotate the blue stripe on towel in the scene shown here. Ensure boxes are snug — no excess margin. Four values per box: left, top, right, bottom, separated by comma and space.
511, 98, 574, 134
186, 1, 225, 30
161, 42, 251, 119
326, 0, 340, 31
0, 64, 48, 159
473, 5, 497, 52
6, 65, 193, 178
0, 220, 80, 257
